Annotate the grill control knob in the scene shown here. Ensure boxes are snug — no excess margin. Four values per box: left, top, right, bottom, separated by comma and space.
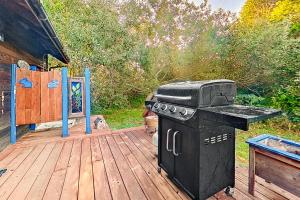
179, 108, 188, 116
161, 104, 167, 111
169, 106, 176, 113
154, 103, 160, 109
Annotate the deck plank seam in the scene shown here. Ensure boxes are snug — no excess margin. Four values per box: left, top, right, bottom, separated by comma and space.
0, 148, 22, 167
98, 136, 130, 200
103, 136, 131, 199
59, 140, 74, 200
75, 139, 83, 200
41, 141, 67, 200
93, 137, 113, 200
91, 137, 113, 200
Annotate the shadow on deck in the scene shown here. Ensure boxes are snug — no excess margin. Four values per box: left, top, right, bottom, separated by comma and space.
0, 124, 298, 200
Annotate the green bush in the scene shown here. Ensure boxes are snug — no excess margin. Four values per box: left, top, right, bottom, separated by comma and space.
272, 86, 300, 123
235, 94, 270, 107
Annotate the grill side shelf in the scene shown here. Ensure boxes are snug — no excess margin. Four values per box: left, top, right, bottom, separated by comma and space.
198, 105, 281, 131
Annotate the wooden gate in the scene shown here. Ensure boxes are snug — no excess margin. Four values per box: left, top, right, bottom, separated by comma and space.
16, 68, 62, 125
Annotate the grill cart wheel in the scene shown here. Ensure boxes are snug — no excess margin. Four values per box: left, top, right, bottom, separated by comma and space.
157, 167, 161, 174
224, 186, 234, 196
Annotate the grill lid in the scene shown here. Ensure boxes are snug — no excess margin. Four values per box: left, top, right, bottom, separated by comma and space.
156, 80, 236, 108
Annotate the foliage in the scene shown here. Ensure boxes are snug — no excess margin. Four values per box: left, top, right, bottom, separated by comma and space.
100, 108, 145, 130
235, 94, 268, 107
239, 0, 277, 26
44, 0, 300, 129
269, 0, 300, 22
119, 0, 235, 82
272, 85, 300, 123
91, 64, 158, 110
44, 0, 158, 109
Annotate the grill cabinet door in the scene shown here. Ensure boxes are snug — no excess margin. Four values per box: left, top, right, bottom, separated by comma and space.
173, 125, 198, 199
159, 118, 175, 176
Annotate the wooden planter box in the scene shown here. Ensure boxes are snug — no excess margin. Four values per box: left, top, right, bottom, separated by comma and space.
247, 134, 300, 197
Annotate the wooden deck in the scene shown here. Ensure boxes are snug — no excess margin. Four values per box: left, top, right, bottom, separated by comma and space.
0, 126, 298, 200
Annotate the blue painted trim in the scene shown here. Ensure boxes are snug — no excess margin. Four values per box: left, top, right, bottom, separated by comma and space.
29, 65, 37, 130
10, 64, 17, 144
85, 68, 91, 134
62, 67, 69, 137
30, 65, 38, 71
29, 124, 36, 131
246, 134, 300, 161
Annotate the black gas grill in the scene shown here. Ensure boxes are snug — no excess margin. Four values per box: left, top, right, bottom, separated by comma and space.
150, 80, 280, 200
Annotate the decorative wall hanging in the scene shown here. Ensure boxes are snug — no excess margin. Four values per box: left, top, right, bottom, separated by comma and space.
19, 77, 32, 88
48, 80, 59, 88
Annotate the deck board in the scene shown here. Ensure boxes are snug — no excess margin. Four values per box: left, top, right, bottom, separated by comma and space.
0, 144, 45, 200
98, 136, 130, 200
106, 135, 147, 200
90, 137, 112, 200
78, 138, 94, 200
43, 141, 73, 200
0, 126, 298, 200
8, 143, 55, 200
26, 142, 64, 200
60, 139, 81, 200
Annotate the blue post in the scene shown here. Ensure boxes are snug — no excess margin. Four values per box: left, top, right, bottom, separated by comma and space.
10, 64, 17, 144
85, 67, 91, 134
29, 65, 37, 131
62, 67, 69, 137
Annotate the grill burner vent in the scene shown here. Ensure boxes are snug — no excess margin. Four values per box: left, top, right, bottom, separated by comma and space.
204, 133, 232, 145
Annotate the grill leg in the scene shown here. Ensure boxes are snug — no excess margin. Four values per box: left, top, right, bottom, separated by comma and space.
157, 167, 161, 174
224, 186, 234, 196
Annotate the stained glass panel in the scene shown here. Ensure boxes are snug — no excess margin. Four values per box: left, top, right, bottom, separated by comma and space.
71, 81, 83, 113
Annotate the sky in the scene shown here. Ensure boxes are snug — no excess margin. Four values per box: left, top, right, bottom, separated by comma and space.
191, 0, 247, 13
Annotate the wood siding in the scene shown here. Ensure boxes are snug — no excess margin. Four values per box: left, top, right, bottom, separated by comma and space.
0, 43, 42, 66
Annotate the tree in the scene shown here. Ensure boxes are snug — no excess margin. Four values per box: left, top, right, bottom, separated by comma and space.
239, 0, 278, 27
43, 0, 158, 109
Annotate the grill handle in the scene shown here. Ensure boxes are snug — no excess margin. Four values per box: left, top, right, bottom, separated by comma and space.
155, 94, 192, 101
166, 129, 172, 152
173, 131, 180, 156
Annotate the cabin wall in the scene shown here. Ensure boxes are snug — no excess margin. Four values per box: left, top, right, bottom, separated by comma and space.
0, 43, 43, 151
0, 43, 42, 65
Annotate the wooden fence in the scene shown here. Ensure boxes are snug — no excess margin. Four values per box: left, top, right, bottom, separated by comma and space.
16, 68, 62, 125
